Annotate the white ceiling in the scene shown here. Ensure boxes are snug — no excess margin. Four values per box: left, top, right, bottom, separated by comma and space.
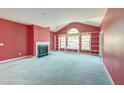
0, 8, 107, 32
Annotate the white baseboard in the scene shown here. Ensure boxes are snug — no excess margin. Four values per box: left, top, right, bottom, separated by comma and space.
0, 55, 33, 63
103, 63, 115, 85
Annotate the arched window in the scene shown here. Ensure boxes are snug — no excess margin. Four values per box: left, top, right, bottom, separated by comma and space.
68, 28, 79, 34
67, 28, 79, 49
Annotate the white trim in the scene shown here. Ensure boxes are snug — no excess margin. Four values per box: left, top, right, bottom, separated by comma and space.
99, 31, 104, 57
0, 56, 32, 63
57, 50, 98, 57
81, 32, 91, 51
67, 33, 79, 51
54, 35, 56, 50
58, 35, 61, 51
103, 63, 115, 85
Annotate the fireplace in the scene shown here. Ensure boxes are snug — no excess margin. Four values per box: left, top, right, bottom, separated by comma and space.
38, 45, 48, 58
35, 42, 49, 58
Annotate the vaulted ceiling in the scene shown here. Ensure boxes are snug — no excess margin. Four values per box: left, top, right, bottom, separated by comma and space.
0, 8, 107, 32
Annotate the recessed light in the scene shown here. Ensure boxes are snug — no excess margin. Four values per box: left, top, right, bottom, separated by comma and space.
43, 12, 47, 15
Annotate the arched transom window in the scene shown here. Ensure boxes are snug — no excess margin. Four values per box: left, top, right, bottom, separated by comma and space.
68, 28, 79, 34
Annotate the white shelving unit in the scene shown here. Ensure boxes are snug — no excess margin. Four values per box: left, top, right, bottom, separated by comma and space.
90, 32, 99, 55
55, 31, 100, 56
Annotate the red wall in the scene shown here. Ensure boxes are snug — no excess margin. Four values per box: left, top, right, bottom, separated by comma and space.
0, 18, 52, 61
50, 31, 55, 50
28, 25, 34, 55
55, 22, 100, 54
101, 8, 124, 84
0, 18, 29, 61
57, 22, 100, 34
34, 25, 50, 42
28, 25, 50, 56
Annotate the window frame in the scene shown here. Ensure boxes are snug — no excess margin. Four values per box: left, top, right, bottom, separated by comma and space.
58, 34, 66, 49
67, 28, 79, 50
81, 32, 91, 51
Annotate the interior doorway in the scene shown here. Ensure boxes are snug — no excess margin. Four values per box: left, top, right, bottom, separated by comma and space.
99, 31, 104, 60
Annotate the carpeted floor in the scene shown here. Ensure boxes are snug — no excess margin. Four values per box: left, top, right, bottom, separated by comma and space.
0, 52, 112, 85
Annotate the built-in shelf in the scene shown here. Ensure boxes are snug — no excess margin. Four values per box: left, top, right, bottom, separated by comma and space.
90, 32, 100, 55
55, 32, 100, 55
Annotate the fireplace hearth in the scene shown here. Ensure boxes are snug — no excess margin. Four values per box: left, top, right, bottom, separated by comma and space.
38, 45, 48, 58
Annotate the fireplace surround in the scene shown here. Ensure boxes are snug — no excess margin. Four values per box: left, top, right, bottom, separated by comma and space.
35, 42, 49, 58
38, 45, 48, 58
